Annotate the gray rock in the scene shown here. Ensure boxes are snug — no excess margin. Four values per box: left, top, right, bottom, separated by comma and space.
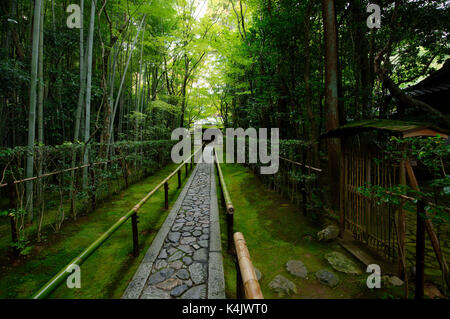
198, 240, 208, 248
183, 256, 193, 265
168, 250, 185, 262
148, 268, 175, 285
141, 286, 170, 299
170, 260, 183, 270
189, 262, 206, 284
181, 237, 196, 245
158, 249, 168, 259
171, 284, 189, 297
193, 248, 208, 262
254, 268, 262, 281
181, 284, 207, 299
200, 234, 209, 240
172, 223, 183, 231
325, 252, 361, 275
316, 269, 339, 287
193, 230, 202, 237
155, 260, 168, 270
317, 225, 340, 241
286, 260, 308, 279
192, 244, 200, 250
168, 232, 181, 243
176, 269, 190, 280
156, 278, 183, 291
269, 275, 297, 296
178, 245, 193, 254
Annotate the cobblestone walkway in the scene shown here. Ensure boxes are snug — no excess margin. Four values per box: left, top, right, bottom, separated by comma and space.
123, 147, 225, 299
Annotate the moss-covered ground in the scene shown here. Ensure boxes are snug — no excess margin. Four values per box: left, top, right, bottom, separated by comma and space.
0, 163, 192, 299
217, 163, 406, 299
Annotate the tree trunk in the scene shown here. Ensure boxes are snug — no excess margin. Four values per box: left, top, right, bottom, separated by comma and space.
82, 0, 96, 191
321, 0, 341, 209
25, 0, 42, 222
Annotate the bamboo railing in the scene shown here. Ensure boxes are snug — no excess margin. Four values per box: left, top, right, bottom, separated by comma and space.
234, 232, 264, 299
214, 148, 263, 299
32, 148, 201, 299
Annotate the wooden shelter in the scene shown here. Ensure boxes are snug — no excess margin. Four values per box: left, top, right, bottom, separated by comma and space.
322, 120, 449, 277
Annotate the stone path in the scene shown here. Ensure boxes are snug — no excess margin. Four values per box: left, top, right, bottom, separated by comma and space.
123, 146, 225, 299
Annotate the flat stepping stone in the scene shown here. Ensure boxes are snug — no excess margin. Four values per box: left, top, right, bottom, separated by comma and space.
183, 256, 193, 265
168, 251, 185, 262
189, 262, 206, 285
198, 240, 208, 248
269, 275, 297, 296
325, 252, 361, 274
156, 278, 183, 291
181, 284, 207, 299
286, 260, 308, 279
316, 269, 339, 287
171, 284, 189, 297
176, 269, 190, 280
169, 260, 183, 270
168, 232, 181, 243
148, 268, 175, 285
193, 248, 208, 262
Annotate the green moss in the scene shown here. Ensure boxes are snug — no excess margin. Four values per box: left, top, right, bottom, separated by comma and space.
218, 163, 408, 299
0, 163, 192, 299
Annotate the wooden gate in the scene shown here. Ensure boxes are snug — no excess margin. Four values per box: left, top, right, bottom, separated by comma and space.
342, 151, 399, 262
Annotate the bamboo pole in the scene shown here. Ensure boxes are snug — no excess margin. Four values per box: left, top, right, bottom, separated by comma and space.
32, 148, 200, 299
234, 232, 263, 299
405, 160, 450, 289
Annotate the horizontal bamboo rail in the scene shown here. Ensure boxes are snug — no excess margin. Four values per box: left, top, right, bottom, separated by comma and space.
0, 158, 120, 188
214, 149, 234, 254
32, 149, 200, 299
279, 156, 322, 172
234, 232, 263, 299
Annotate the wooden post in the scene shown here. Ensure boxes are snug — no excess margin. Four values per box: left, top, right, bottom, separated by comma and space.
301, 150, 307, 216
398, 159, 407, 279
89, 163, 97, 211
415, 200, 425, 299
339, 151, 347, 237
185, 161, 188, 177
121, 156, 129, 188
178, 169, 181, 189
7, 177, 19, 257
131, 212, 139, 257
405, 160, 450, 289
164, 182, 169, 210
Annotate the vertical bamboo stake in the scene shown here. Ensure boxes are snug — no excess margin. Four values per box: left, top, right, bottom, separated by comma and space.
131, 212, 139, 257
164, 182, 169, 209
415, 200, 425, 299
178, 169, 181, 189
398, 158, 407, 279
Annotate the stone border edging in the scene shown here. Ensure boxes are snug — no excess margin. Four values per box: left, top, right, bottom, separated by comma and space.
207, 158, 226, 299
122, 163, 201, 299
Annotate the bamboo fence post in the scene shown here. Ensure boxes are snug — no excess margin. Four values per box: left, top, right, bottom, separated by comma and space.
131, 212, 139, 257
398, 158, 407, 279
164, 182, 169, 210
178, 169, 181, 189
415, 200, 425, 299
405, 160, 450, 289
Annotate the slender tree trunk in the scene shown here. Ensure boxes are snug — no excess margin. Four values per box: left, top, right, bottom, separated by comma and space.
303, 0, 319, 166
321, 0, 341, 209
82, 0, 96, 191
25, 0, 42, 222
